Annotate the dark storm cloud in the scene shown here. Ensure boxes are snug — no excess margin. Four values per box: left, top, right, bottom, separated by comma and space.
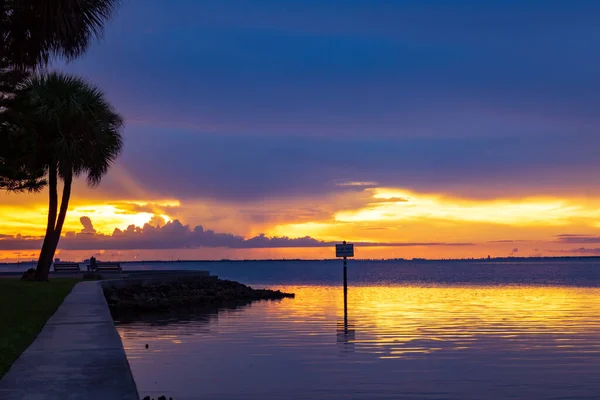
0, 218, 473, 251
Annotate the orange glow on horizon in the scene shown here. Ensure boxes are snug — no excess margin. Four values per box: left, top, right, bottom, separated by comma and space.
2, 185, 600, 261
268, 188, 600, 244
352, 188, 599, 226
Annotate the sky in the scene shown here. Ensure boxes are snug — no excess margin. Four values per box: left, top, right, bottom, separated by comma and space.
2, 0, 600, 262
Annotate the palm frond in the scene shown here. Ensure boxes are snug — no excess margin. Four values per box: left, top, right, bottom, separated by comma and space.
3, 0, 121, 69
11, 72, 124, 188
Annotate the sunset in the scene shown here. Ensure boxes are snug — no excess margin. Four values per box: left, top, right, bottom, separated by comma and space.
3, 1, 600, 263
3, 1, 600, 399
3, 184, 600, 261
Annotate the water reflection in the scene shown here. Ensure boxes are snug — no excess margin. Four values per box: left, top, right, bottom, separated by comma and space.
118, 285, 600, 400
336, 321, 356, 354
337, 286, 356, 354
114, 301, 254, 326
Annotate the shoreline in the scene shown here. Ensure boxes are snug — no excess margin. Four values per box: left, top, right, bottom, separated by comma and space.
0, 272, 290, 399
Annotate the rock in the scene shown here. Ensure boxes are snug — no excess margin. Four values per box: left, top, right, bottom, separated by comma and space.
104, 277, 294, 312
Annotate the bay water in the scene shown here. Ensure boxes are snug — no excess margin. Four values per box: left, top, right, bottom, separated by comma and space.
113, 260, 600, 399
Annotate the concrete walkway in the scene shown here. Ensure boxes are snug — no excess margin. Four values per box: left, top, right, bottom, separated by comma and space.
0, 281, 139, 400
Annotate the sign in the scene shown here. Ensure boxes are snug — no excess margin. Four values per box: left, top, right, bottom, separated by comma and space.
336, 243, 354, 258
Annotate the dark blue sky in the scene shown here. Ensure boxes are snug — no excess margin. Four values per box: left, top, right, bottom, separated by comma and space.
59, 0, 600, 202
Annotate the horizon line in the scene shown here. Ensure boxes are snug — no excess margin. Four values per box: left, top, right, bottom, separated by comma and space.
2, 255, 600, 265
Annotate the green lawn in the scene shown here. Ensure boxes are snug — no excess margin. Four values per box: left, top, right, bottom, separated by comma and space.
0, 278, 78, 377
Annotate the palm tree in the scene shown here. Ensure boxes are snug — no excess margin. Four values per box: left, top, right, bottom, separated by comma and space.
1, 0, 121, 191
14, 72, 123, 280
1, 0, 121, 68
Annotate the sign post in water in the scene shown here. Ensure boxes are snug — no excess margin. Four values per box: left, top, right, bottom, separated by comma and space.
336, 241, 354, 327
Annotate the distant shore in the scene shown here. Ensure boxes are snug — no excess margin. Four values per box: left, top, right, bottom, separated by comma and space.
2, 255, 600, 266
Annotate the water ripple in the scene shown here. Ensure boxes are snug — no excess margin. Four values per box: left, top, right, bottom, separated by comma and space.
118, 285, 600, 400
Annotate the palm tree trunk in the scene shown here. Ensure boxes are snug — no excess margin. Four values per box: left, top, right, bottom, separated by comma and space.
44, 172, 73, 276
35, 163, 58, 280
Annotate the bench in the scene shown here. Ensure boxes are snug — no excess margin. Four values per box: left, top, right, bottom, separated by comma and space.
95, 262, 122, 272
53, 262, 80, 272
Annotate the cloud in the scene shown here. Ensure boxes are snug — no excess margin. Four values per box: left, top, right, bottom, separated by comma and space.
110, 202, 179, 216
337, 181, 378, 187
148, 215, 166, 227
48, 0, 600, 210
550, 247, 600, 255
555, 234, 600, 244
112, 131, 600, 203
372, 196, 409, 204
79, 216, 97, 235
0, 217, 473, 251
335, 188, 600, 227
488, 240, 529, 243
69, 0, 600, 144
0, 236, 41, 251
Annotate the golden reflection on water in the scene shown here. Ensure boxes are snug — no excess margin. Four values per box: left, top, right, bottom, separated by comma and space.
243, 285, 600, 359
120, 285, 600, 358
118, 285, 600, 399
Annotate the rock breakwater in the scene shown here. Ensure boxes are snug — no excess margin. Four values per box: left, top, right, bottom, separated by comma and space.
104, 277, 294, 311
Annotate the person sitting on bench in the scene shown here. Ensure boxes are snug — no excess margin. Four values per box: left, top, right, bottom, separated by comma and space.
89, 256, 97, 271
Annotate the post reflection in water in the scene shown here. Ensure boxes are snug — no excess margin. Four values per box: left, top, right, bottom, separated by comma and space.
118, 285, 600, 400
337, 285, 356, 354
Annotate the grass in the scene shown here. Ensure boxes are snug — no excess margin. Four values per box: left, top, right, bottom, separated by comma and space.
0, 278, 78, 377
